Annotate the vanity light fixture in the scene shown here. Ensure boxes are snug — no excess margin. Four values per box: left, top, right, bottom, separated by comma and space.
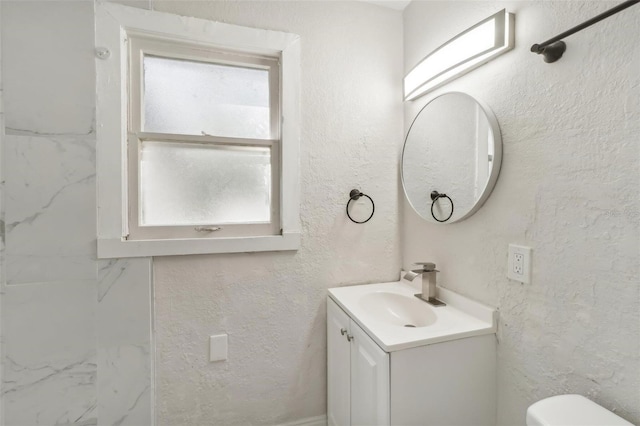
404, 9, 515, 101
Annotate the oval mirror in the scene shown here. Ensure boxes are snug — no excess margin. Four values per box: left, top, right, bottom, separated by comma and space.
401, 92, 502, 223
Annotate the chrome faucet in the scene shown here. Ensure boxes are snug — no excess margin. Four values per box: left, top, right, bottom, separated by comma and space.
403, 262, 446, 307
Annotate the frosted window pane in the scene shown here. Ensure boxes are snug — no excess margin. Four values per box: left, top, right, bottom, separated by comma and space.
139, 141, 272, 226
143, 56, 271, 139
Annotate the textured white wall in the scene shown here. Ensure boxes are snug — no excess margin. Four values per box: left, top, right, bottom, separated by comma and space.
150, 1, 403, 424
402, 1, 639, 424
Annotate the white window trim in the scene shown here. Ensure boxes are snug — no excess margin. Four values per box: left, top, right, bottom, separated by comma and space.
95, 3, 301, 258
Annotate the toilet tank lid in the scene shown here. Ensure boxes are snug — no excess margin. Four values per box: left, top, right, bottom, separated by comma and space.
526, 395, 633, 426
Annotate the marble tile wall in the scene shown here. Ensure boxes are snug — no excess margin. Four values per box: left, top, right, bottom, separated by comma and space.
1, 1, 95, 136
3, 135, 96, 285
2, 281, 98, 425
1, 134, 98, 425
0, 2, 154, 425
1, 134, 154, 426
97, 259, 153, 426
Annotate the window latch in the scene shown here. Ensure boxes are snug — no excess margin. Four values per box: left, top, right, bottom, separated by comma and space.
194, 226, 222, 232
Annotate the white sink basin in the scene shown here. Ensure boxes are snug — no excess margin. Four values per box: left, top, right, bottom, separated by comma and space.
359, 291, 437, 328
328, 276, 497, 352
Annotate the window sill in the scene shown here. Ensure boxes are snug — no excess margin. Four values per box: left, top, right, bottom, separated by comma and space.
97, 232, 300, 258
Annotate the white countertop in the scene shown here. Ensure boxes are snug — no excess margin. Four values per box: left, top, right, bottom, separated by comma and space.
328, 277, 497, 352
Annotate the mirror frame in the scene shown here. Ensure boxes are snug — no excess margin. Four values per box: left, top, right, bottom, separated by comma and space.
401, 92, 503, 224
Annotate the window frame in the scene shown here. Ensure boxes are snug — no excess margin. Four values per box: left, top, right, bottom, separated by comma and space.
95, 3, 301, 258
127, 36, 281, 240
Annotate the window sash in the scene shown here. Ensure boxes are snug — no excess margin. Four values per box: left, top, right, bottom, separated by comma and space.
128, 35, 281, 139
127, 132, 281, 240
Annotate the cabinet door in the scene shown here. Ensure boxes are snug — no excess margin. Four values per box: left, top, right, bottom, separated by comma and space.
350, 321, 390, 426
327, 299, 351, 426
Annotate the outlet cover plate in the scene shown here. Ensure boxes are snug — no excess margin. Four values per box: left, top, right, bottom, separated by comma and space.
209, 334, 228, 362
508, 244, 532, 283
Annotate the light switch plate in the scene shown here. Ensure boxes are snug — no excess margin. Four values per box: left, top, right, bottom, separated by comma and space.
209, 334, 228, 362
508, 244, 532, 283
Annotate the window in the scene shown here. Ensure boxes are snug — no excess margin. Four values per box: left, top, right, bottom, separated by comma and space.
96, 3, 300, 257
128, 37, 281, 240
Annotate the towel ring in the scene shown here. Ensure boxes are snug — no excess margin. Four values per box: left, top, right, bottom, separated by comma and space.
346, 189, 375, 224
430, 191, 454, 223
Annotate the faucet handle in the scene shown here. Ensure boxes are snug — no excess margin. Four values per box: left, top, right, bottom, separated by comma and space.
414, 262, 438, 271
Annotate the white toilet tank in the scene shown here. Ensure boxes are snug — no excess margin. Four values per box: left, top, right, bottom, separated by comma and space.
526, 394, 633, 426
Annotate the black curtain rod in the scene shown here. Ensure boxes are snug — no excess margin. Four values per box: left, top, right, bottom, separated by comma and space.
531, 0, 640, 62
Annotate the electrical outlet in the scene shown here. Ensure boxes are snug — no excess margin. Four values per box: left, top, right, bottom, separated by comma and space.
513, 253, 524, 274
508, 244, 532, 283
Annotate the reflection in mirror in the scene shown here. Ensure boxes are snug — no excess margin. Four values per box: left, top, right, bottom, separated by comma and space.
402, 92, 502, 223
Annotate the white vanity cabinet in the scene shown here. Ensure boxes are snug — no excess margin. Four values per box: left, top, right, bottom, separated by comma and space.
327, 281, 497, 426
327, 298, 390, 426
